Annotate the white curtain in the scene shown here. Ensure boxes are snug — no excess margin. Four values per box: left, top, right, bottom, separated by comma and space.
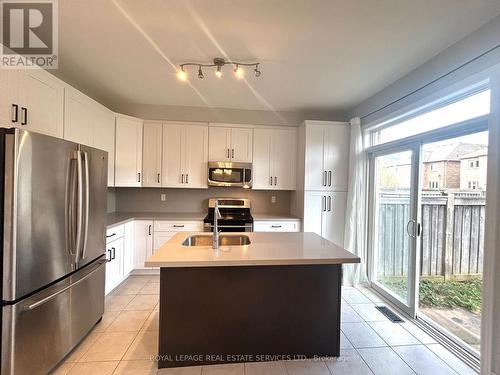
343, 117, 369, 286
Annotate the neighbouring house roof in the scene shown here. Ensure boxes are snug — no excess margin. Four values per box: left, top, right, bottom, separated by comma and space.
423, 143, 486, 163
460, 147, 488, 159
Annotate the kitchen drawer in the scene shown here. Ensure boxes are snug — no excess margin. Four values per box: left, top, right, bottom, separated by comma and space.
106, 224, 124, 243
154, 220, 203, 232
253, 221, 300, 232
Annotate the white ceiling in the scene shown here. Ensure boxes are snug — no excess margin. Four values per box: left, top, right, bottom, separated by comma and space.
55, 0, 500, 114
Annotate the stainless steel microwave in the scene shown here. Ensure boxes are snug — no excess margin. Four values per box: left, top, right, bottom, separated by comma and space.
207, 162, 252, 188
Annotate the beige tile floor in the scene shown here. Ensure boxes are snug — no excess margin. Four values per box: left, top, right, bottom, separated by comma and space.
50, 276, 478, 375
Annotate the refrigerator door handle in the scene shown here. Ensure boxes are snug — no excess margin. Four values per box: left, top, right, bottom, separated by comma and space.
22, 260, 106, 311
81, 151, 90, 260
74, 150, 84, 264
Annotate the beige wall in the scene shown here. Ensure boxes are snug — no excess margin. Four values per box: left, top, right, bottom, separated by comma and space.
110, 187, 292, 215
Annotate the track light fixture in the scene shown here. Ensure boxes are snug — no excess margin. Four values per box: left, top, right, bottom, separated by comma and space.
177, 57, 261, 81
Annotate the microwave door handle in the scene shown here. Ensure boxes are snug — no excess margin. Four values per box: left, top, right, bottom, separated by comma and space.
81, 151, 90, 260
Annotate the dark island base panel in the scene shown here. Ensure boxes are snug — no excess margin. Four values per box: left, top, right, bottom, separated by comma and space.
158, 264, 342, 368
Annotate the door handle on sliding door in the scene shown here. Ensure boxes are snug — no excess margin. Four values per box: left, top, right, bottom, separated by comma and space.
406, 219, 417, 238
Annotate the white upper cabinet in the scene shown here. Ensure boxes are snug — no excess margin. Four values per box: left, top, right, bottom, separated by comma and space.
184, 124, 209, 188
18, 69, 64, 138
162, 124, 184, 188
253, 128, 272, 188
0, 69, 22, 128
142, 123, 163, 187
253, 127, 296, 190
64, 86, 92, 145
91, 103, 115, 187
115, 115, 143, 187
162, 122, 208, 188
208, 125, 253, 162
303, 121, 349, 191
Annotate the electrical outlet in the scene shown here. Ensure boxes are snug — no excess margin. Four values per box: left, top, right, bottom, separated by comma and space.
271, 195, 277, 204
160, 194, 166, 202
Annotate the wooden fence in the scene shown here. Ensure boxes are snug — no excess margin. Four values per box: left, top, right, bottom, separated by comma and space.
377, 190, 486, 279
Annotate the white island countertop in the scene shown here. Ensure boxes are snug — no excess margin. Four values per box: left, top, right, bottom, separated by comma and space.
145, 232, 360, 267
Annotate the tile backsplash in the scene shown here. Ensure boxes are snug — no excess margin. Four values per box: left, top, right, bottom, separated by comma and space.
109, 187, 292, 215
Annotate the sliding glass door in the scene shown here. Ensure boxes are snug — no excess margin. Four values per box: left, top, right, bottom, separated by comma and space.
369, 145, 420, 315
366, 88, 491, 364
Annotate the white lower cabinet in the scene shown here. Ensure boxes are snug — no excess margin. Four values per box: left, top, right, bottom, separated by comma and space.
154, 232, 176, 252
153, 220, 204, 253
133, 220, 154, 271
123, 221, 135, 276
253, 220, 300, 232
105, 236, 124, 295
303, 191, 346, 247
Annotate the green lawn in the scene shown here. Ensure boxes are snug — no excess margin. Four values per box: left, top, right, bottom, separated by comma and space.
379, 277, 482, 313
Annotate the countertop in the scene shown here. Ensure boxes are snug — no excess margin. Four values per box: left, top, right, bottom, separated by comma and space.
145, 232, 360, 267
107, 212, 206, 228
107, 212, 301, 228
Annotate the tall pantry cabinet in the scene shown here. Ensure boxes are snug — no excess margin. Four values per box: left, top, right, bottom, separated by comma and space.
294, 121, 350, 247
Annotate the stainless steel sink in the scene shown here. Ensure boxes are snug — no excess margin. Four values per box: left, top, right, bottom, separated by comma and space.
182, 235, 251, 247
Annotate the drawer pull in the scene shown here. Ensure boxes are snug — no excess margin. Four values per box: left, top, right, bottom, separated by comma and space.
271, 225, 282, 228
106, 233, 116, 238
173, 224, 185, 228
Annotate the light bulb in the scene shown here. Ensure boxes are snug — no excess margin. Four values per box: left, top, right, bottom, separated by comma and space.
234, 65, 244, 79
215, 65, 222, 78
177, 68, 187, 81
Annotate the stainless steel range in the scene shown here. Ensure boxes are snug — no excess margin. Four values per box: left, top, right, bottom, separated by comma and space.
203, 198, 253, 232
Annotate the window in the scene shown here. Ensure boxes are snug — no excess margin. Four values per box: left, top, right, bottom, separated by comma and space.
468, 181, 479, 189
468, 159, 480, 169
429, 181, 439, 189
370, 90, 490, 146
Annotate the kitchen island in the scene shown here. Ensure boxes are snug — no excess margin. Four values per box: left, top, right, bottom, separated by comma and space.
145, 232, 360, 368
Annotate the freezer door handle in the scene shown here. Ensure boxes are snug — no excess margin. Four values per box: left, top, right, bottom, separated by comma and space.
22, 260, 106, 311
81, 151, 90, 260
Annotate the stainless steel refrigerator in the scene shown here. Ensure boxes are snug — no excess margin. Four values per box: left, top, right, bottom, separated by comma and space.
0, 128, 108, 375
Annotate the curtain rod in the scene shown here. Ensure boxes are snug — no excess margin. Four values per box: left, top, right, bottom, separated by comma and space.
360, 43, 500, 120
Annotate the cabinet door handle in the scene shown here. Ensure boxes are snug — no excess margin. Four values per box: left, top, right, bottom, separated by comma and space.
137, 173, 141, 182
269, 176, 272, 186
111, 247, 116, 260
322, 196, 326, 212
186, 174, 189, 184
157, 173, 160, 183
181, 174, 184, 184
21, 107, 27, 125
274, 176, 277, 185
323, 171, 327, 186
227, 148, 230, 158
328, 196, 331, 211
107, 249, 112, 262
148, 224, 152, 236
11, 104, 18, 123
231, 148, 234, 158
328, 171, 332, 186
